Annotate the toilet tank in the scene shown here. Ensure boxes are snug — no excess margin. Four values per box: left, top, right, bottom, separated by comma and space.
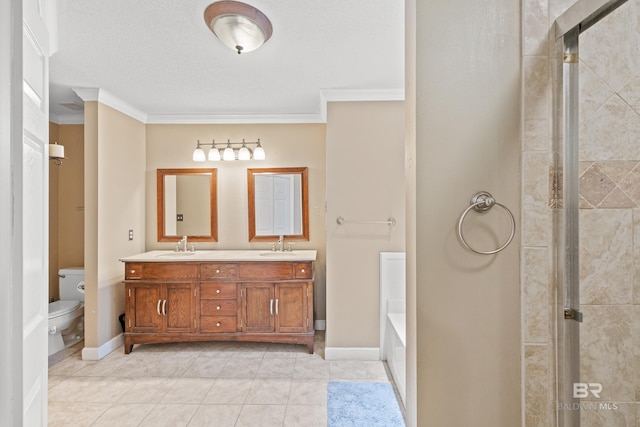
58, 267, 85, 301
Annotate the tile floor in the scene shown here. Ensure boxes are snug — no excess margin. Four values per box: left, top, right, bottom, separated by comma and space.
48, 332, 403, 426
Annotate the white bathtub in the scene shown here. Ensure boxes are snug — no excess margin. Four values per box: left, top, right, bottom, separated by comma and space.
380, 252, 406, 406
384, 310, 406, 406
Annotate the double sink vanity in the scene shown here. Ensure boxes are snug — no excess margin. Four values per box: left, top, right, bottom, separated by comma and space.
120, 166, 315, 353
119, 249, 316, 354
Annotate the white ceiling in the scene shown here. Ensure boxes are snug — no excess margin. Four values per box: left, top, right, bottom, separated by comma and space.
49, 0, 405, 124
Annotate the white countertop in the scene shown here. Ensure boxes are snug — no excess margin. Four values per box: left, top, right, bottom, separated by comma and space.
119, 249, 317, 263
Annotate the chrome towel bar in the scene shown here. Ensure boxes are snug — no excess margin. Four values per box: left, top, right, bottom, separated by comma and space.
336, 216, 396, 226
457, 191, 515, 255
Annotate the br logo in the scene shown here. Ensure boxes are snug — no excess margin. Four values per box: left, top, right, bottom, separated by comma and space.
573, 383, 602, 398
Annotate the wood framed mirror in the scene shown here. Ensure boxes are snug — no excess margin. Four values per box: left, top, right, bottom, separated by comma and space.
247, 167, 309, 242
157, 168, 218, 242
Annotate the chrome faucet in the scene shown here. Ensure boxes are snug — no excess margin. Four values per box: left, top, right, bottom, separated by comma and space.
179, 235, 188, 252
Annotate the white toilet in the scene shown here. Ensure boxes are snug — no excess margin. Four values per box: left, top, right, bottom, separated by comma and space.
48, 267, 85, 356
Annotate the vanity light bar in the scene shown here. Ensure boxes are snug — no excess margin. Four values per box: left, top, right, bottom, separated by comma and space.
193, 138, 265, 162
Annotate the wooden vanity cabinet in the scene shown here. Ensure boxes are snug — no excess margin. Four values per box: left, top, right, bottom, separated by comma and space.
240, 282, 311, 334
125, 282, 197, 334
123, 260, 314, 354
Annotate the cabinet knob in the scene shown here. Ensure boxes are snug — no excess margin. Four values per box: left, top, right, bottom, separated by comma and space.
216, 305, 221, 310
216, 289, 221, 294
130, 269, 136, 274
216, 322, 221, 327
216, 269, 220, 273
301, 269, 305, 273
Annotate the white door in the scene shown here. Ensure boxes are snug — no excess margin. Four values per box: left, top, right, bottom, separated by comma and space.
272, 175, 292, 235
255, 175, 275, 235
0, 0, 52, 425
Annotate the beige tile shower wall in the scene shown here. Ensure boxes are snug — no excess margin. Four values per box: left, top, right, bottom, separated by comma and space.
575, 1, 640, 424
521, 0, 640, 425
144, 123, 327, 321
521, 0, 564, 424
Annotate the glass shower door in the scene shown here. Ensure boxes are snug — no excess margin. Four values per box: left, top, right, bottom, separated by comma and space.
555, 0, 636, 425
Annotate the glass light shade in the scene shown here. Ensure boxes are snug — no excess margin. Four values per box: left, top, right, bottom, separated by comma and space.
253, 145, 265, 160
238, 146, 251, 160
212, 15, 267, 53
208, 148, 221, 161
223, 146, 235, 161
193, 148, 206, 162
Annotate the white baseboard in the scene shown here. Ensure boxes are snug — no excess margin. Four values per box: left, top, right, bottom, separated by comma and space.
315, 320, 326, 330
82, 333, 124, 361
324, 347, 380, 361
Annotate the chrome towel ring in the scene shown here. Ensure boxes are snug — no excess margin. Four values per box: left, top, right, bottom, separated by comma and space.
457, 191, 515, 255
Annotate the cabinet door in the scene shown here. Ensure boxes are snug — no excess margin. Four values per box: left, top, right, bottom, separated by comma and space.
275, 282, 309, 333
242, 283, 275, 333
165, 282, 197, 333
126, 283, 163, 332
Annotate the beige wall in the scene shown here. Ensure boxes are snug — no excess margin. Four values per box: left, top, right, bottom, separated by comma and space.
412, 0, 521, 425
48, 123, 84, 301
325, 101, 405, 350
49, 122, 59, 300
145, 123, 327, 320
84, 102, 146, 351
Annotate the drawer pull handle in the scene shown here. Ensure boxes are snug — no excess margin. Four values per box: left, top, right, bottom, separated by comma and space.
216, 289, 221, 294
216, 305, 221, 310
216, 322, 221, 327
157, 299, 162, 315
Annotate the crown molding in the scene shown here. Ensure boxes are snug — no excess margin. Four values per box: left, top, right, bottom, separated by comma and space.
145, 113, 325, 124
49, 112, 84, 125
53, 88, 405, 125
319, 88, 405, 121
320, 88, 405, 102
72, 87, 147, 123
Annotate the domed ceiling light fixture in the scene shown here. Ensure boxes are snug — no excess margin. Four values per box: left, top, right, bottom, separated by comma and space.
204, 1, 273, 54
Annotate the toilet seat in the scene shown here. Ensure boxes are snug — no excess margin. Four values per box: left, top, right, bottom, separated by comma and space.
48, 300, 82, 319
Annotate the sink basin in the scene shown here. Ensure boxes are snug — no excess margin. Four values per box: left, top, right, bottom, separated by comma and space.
259, 251, 299, 257
157, 252, 196, 257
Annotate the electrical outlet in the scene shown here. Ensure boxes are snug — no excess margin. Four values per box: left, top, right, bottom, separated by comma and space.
177, 214, 184, 222
128, 229, 134, 240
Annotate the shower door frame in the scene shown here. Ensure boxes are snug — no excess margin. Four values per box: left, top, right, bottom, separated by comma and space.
553, 1, 628, 426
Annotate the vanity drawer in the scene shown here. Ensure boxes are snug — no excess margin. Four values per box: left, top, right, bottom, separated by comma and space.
238, 262, 295, 280
200, 316, 237, 333
294, 262, 312, 279
143, 263, 198, 280
125, 263, 143, 280
200, 263, 238, 279
200, 283, 237, 299
201, 299, 237, 316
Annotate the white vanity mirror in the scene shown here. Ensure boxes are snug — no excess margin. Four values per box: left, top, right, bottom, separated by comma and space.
157, 168, 218, 242
247, 167, 309, 242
